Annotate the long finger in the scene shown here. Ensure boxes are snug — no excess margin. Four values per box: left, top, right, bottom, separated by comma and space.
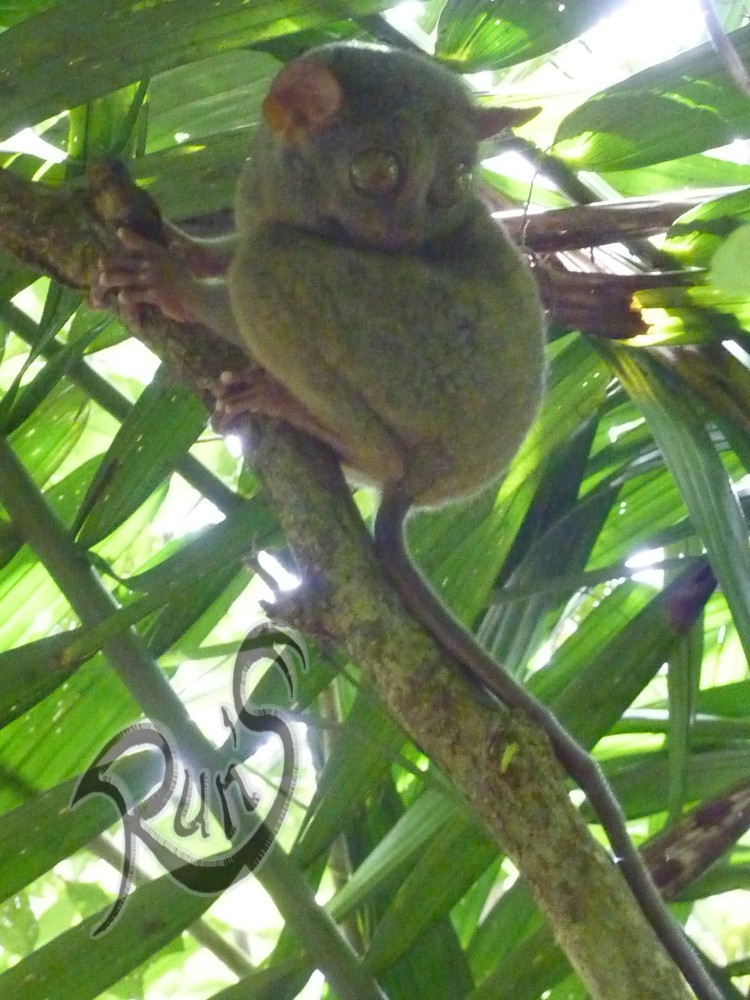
117, 227, 167, 258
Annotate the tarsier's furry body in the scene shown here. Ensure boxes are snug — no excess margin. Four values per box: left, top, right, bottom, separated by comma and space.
94, 42, 718, 1000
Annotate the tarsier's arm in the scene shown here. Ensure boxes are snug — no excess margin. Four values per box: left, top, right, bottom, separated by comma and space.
94, 227, 355, 442
160, 220, 236, 278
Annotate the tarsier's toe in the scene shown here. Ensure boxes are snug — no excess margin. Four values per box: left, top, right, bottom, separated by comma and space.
97, 257, 151, 291
116, 290, 147, 331
212, 401, 252, 434
117, 226, 166, 259
87, 283, 110, 311
212, 371, 259, 430
218, 370, 255, 391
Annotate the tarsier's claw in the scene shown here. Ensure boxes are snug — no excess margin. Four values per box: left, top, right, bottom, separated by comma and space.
116, 226, 164, 257
212, 370, 259, 431
116, 290, 146, 331
87, 283, 109, 311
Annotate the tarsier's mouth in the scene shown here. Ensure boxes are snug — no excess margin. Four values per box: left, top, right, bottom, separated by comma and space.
318, 215, 421, 253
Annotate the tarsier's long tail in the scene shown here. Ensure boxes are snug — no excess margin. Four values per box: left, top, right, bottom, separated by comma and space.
375, 486, 721, 1000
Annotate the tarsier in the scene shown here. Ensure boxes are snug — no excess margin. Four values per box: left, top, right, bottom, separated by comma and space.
93, 42, 719, 1000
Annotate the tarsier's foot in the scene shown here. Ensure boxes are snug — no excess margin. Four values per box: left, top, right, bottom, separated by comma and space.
90, 227, 196, 329
213, 370, 344, 454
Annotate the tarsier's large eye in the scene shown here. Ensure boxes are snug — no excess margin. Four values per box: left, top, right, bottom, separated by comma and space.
429, 161, 473, 208
350, 149, 402, 197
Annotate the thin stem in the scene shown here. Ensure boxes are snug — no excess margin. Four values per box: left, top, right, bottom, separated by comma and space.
699, 0, 750, 98
498, 196, 706, 253
0, 434, 387, 1000
0, 299, 240, 515
0, 433, 226, 768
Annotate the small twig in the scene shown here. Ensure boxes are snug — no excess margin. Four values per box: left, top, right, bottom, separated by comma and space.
699, 0, 750, 98
497, 196, 706, 252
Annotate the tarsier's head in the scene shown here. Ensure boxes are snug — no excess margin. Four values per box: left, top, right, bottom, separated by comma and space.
250, 43, 533, 252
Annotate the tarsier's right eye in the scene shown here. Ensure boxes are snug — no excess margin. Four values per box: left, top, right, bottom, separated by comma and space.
349, 149, 402, 197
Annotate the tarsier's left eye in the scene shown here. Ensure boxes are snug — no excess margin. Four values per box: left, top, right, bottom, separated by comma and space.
350, 149, 402, 197
429, 161, 473, 208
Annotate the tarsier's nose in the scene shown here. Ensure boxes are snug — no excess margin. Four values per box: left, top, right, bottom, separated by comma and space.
358, 213, 422, 252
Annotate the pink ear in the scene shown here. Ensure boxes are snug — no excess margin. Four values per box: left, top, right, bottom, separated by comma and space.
475, 105, 540, 140
263, 59, 344, 145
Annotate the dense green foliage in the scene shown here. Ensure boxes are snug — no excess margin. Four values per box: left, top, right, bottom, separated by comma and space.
0, 2, 749, 998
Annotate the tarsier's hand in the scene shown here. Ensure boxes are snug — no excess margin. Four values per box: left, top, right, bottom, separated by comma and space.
90, 228, 203, 329
92, 228, 336, 444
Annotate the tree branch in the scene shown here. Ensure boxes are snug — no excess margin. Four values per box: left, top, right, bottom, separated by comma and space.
0, 162, 695, 1000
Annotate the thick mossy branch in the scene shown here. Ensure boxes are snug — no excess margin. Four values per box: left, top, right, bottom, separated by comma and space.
0, 164, 693, 1000
0, 161, 247, 391
245, 423, 693, 1000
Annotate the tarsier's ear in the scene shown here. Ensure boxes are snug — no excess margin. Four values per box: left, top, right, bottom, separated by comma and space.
475, 105, 540, 140
263, 59, 344, 145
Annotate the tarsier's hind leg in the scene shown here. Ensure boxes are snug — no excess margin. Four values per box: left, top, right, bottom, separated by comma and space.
215, 364, 406, 486
229, 242, 408, 486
